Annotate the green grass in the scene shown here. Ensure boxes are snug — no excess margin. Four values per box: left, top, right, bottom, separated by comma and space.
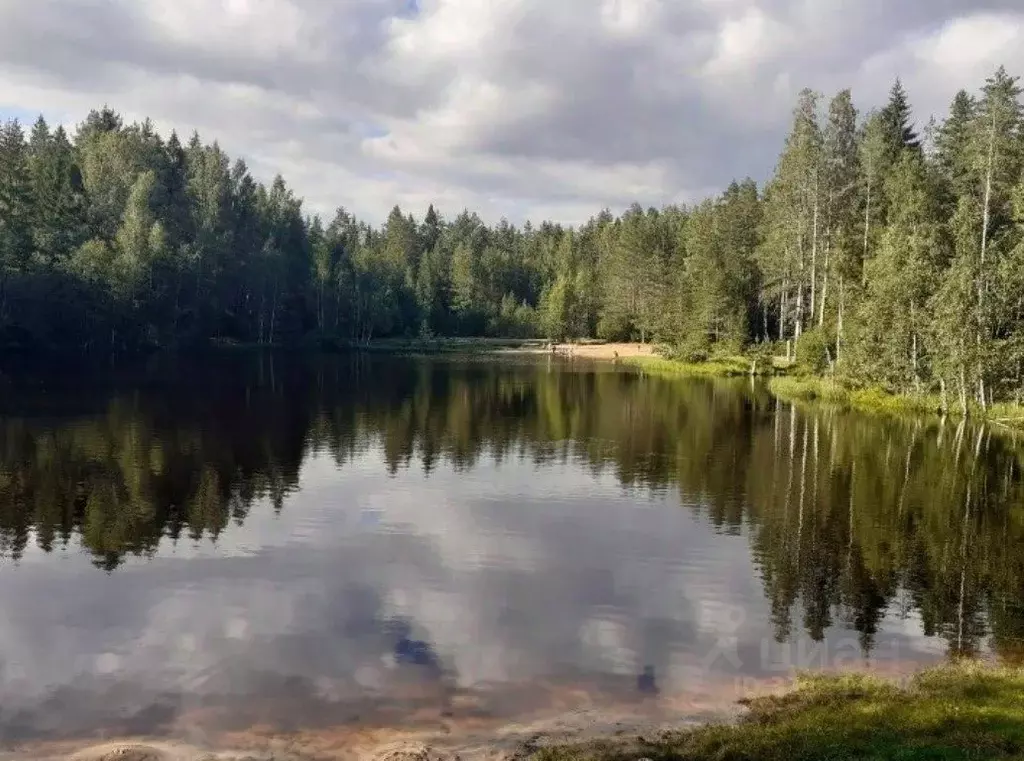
765, 376, 1024, 430
605, 349, 1020, 426
534, 663, 1024, 761
767, 376, 946, 417
621, 355, 766, 378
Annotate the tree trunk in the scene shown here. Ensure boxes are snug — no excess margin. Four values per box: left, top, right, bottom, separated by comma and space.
862, 169, 872, 286
258, 294, 265, 344
818, 228, 830, 327
977, 109, 996, 409
836, 275, 844, 365
795, 280, 804, 340
317, 282, 324, 332
810, 177, 819, 322
959, 363, 968, 417
911, 302, 920, 392
269, 279, 278, 345
779, 282, 787, 342
796, 233, 805, 340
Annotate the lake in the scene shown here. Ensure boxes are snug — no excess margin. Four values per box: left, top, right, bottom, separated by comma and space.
0, 353, 1022, 749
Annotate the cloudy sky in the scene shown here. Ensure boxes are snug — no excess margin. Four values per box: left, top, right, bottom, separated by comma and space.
1, 0, 1023, 225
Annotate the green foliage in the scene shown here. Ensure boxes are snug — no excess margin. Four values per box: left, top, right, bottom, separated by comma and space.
795, 326, 831, 373
623, 354, 755, 377
1, 66, 1024, 413
490, 293, 538, 338
0, 119, 34, 280
880, 77, 922, 154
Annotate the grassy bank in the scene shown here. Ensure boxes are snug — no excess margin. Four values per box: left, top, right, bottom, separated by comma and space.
768, 375, 1024, 428
612, 351, 1024, 428
536, 663, 1024, 761
619, 355, 767, 378
767, 376, 946, 416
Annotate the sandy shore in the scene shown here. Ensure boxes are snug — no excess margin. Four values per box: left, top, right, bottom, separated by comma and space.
5, 711, 714, 761
503, 342, 657, 360
0, 654, 937, 761
1, 685, 753, 761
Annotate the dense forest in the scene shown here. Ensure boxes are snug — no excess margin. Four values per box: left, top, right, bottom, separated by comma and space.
1, 67, 1023, 407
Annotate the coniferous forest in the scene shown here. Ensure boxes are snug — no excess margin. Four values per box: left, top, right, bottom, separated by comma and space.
1, 68, 1024, 407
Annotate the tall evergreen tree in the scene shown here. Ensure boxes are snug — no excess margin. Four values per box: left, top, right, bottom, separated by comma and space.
935, 90, 977, 209
0, 119, 34, 333
880, 78, 921, 154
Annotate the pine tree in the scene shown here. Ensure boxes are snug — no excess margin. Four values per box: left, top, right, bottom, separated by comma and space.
308, 216, 332, 333
597, 203, 645, 340
935, 90, 977, 209
27, 118, 86, 265
0, 119, 34, 315
880, 78, 921, 154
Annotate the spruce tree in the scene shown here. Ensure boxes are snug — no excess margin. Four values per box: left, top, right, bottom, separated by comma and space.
935, 90, 977, 208
880, 78, 921, 154
0, 120, 33, 282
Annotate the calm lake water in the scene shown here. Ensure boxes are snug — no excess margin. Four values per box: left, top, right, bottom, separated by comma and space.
0, 353, 1022, 744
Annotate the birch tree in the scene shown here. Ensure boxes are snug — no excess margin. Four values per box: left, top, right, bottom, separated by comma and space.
820, 90, 860, 361
967, 67, 1023, 406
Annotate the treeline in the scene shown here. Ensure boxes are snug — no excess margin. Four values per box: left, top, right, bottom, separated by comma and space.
1, 68, 1024, 405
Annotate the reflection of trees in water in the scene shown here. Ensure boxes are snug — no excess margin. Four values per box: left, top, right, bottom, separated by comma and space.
747, 411, 1023, 662
1, 354, 1023, 660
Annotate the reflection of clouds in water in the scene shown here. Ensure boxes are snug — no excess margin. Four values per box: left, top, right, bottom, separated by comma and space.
0, 452, 933, 740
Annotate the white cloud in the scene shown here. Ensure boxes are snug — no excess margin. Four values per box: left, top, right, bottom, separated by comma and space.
1, 1, 1022, 225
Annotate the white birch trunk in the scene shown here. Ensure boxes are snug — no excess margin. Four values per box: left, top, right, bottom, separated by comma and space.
836, 275, 844, 365
862, 164, 872, 286
809, 177, 819, 321
818, 229, 830, 327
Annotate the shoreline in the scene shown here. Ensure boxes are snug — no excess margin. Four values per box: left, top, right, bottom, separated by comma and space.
6, 337, 1023, 429
9, 664, 1022, 761
331, 339, 1024, 428
522, 344, 1024, 430
536, 663, 1024, 761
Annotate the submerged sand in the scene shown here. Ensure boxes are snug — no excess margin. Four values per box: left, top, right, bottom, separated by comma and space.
2, 663, 921, 761
1, 683, 753, 761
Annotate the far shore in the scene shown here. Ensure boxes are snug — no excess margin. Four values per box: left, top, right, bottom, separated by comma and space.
499, 341, 658, 360
342, 336, 1024, 428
